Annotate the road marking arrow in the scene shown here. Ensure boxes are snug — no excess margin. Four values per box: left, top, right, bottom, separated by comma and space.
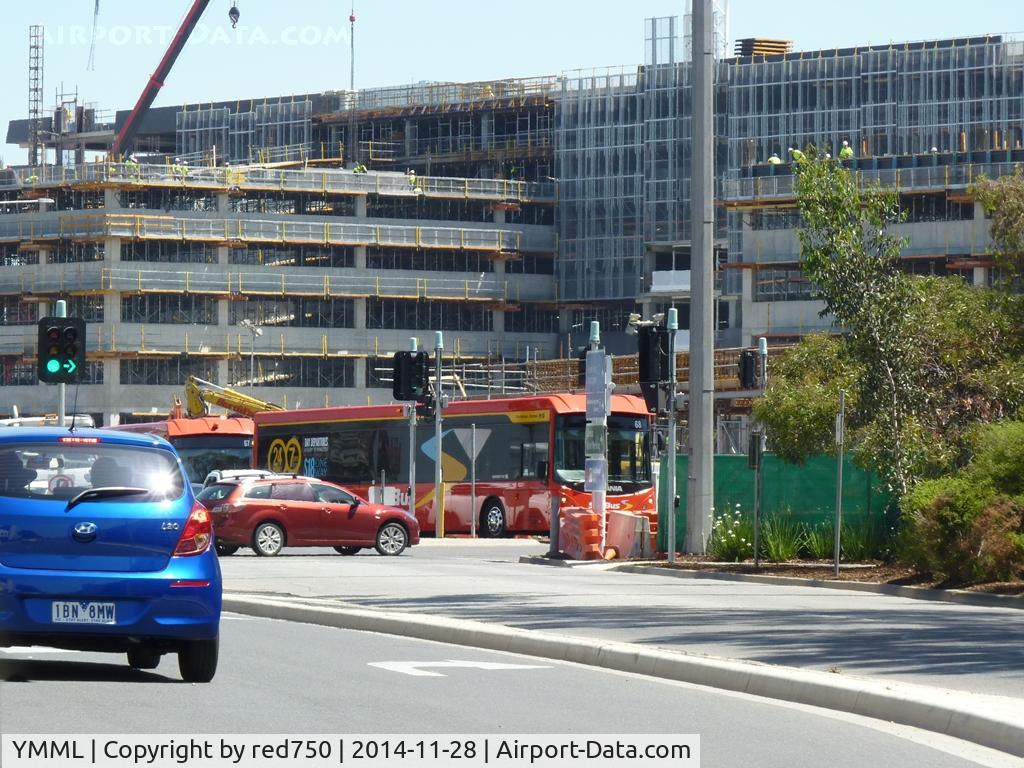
368, 660, 551, 677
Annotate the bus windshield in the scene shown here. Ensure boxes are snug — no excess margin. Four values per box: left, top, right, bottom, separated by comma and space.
554, 414, 651, 489
171, 435, 252, 484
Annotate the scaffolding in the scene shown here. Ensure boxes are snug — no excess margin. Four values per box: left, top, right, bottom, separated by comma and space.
27, 26, 44, 169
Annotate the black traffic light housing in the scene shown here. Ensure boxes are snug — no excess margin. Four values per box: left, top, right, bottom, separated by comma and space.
37, 317, 86, 384
637, 325, 670, 413
392, 350, 431, 403
739, 349, 758, 389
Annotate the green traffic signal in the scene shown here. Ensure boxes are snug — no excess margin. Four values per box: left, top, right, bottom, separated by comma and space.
37, 317, 86, 384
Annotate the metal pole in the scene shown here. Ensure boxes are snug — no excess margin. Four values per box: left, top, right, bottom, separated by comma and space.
408, 337, 418, 523
755, 337, 767, 566
753, 427, 761, 567
434, 331, 444, 538
470, 424, 477, 538
834, 390, 845, 577
666, 308, 678, 564
588, 321, 607, 553
249, 330, 255, 391
55, 299, 66, 427
685, 0, 715, 554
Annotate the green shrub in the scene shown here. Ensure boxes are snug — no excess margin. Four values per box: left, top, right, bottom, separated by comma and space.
899, 473, 1024, 583
802, 520, 835, 560
708, 506, 754, 562
760, 512, 804, 562
841, 514, 893, 562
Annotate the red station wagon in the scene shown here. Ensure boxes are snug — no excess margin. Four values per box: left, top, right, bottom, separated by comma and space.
198, 477, 420, 557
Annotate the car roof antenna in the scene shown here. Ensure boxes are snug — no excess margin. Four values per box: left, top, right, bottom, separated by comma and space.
68, 381, 81, 434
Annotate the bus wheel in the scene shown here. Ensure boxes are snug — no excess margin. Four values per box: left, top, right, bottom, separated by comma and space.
481, 500, 507, 538
252, 522, 285, 556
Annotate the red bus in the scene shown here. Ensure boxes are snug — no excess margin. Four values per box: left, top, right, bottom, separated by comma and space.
111, 416, 254, 490
253, 394, 654, 536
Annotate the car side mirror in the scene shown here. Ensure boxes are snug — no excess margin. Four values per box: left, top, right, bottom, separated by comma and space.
349, 498, 360, 511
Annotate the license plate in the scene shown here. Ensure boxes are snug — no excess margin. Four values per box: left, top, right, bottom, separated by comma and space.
51, 601, 116, 625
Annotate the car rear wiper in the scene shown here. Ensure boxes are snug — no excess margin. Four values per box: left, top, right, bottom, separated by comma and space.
66, 487, 150, 512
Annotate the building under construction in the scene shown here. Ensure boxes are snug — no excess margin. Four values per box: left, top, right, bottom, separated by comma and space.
2, 11, 1021, 424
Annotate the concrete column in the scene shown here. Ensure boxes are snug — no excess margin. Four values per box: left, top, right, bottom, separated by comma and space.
973, 266, 990, 288
353, 357, 367, 389
104, 238, 121, 263
354, 196, 367, 218
103, 187, 120, 210
480, 113, 492, 150
493, 308, 505, 334
354, 245, 367, 269
404, 119, 416, 158
217, 298, 229, 326
217, 359, 231, 388
740, 268, 755, 347
217, 246, 230, 266
493, 208, 506, 225
103, 358, 121, 428
216, 193, 230, 212
353, 297, 367, 330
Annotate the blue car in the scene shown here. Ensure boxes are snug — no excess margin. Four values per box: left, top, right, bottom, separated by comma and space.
0, 427, 222, 682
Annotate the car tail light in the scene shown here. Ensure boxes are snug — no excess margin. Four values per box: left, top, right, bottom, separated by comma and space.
173, 503, 212, 556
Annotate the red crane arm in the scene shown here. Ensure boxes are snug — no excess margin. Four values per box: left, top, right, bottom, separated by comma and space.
111, 0, 212, 156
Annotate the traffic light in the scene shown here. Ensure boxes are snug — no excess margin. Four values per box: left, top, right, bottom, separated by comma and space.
637, 325, 670, 413
739, 349, 758, 389
392, 351, 431, 402
37, 317, 86, 384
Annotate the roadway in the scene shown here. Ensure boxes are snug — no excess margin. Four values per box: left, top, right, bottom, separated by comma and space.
0, 614, 1015, 768
218, 539, 1024, 699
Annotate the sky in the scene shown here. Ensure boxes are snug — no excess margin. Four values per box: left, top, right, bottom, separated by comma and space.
1, 0, 1020, 162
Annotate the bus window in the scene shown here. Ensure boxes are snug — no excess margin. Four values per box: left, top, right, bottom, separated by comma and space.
520, 442, 549, 479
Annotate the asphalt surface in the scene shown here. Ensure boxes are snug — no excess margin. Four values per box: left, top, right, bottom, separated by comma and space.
218, 540, 1024, 700
1, 614, 1017, 768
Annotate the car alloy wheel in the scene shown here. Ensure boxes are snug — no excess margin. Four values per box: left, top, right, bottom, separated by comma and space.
375, 522, 407, 556
252, 522, 284, 556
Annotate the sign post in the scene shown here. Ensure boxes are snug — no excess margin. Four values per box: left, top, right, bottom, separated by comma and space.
834, 389, 846, 577
584, 322, 611, 553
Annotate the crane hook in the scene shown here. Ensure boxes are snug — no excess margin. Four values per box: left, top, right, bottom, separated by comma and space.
228, 3, 240, 28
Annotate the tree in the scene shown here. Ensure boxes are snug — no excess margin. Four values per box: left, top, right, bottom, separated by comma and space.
753, 334, 860, 464
792, 152, 917, 496
972, 168, 1024, 281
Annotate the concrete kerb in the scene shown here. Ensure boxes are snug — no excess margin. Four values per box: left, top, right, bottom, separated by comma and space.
519, 556, 1024, 611
223, 593, 1024, 758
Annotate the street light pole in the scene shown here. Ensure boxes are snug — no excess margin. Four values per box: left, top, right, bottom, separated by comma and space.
240, 318, 263, 391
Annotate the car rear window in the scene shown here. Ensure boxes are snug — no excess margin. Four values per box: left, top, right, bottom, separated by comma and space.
0, 441, 184, 501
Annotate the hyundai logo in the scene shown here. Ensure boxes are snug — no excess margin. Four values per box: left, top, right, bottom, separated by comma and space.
72, 522, 98, 543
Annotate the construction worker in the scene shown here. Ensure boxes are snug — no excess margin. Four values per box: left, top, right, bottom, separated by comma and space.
788, 147, 806, 164
767, 152, 782, 165
25, 171, 39, 184
353, 163, 368, 173
125, 154, 141, 181
407, 168, 420, 193
839, 140, 854, 160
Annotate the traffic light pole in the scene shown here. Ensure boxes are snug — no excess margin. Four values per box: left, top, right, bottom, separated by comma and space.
55, 299, 66, 427
408, 338, 418, 524
434, 331, 444, 538
665, 308, 678, 564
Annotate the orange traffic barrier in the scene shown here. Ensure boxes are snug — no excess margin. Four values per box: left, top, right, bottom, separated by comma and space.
558, 507, 603, 561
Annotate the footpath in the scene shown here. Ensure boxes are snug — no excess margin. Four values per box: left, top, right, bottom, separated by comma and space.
219, 541, 1024, 758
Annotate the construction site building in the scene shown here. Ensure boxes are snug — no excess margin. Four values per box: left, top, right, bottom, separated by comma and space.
3, 12, 1021, 422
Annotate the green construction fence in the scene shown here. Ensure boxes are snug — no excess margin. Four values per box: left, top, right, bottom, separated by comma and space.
656, 454, 892, 552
